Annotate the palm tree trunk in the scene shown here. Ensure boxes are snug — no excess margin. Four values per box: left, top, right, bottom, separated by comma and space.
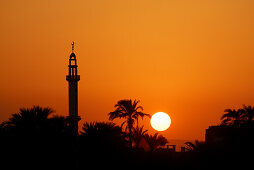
128, 116, 133, 149
129, 128, 132, 149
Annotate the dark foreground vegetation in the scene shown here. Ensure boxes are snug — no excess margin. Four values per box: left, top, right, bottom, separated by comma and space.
1, 102, 254, 169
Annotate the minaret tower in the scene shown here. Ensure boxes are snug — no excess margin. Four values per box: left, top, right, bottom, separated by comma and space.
66, 42, 80, 135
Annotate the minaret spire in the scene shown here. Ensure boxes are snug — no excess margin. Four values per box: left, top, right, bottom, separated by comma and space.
72, 42, 74, 53
66, 42, 81, 136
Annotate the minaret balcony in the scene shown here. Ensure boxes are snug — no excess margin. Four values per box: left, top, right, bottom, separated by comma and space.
67, 115, 81, 122
66, 75, 80, 81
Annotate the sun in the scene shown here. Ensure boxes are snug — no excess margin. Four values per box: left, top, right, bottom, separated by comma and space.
150, 112, 171, 131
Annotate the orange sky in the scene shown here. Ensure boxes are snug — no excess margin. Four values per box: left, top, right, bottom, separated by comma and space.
1, 0, 254, 141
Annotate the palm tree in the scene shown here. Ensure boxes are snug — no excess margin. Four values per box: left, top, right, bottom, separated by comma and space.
242, 105, 254, 124
221, 108, 245, 127
6, 105, 54, 134
132, 105, 151, 129
133, 126, 148, 148
48, 115, 69, 135
108, 99, 150, 149
185, 140, 205, 152
144, 133, 168, 152
1, 106, 73, 168
81, 122, 127, 151
81, 122, 122, 137
4, 105, 70, 137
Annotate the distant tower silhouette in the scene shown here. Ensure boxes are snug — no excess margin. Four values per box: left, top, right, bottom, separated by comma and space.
66, 42, 80, 135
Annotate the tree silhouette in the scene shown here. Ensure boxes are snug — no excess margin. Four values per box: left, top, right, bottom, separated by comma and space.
144, 133, 168, 152
108, 99, 150, 149
221, 108, 245, 127
185, 140, 206, 152
133, 126, 148, 148
80, 121, 127, 152
47, 115, 69, 136
5, 105, 55, 135
0, 106, 72, 168
242, 105, 254, 124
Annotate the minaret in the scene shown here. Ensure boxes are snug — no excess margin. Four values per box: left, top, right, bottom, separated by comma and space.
66, 42, 80, 135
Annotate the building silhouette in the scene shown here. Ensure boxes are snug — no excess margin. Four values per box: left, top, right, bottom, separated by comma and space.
66, 42, 80, 135
205, 124, 254, 152
205, 125, 233, 145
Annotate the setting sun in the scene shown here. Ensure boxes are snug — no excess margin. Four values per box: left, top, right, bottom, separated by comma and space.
151, 112, 171, 131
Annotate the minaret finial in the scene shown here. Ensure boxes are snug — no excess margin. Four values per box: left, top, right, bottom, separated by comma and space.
71, 42, 74, 53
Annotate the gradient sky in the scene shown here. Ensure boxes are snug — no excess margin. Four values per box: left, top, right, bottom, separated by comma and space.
1, 0, 254, 140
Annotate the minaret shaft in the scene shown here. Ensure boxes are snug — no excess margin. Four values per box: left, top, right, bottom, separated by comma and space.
66, 43, 80, 135
68, 81, 78, 117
